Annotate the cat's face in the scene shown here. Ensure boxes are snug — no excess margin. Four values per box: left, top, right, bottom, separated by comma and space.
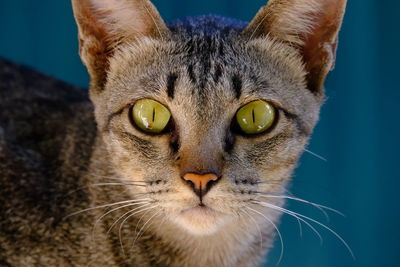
72, 0, 346, 235
92, 35, 319, 234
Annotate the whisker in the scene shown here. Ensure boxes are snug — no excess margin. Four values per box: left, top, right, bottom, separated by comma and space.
106, 203, 153, 234
91, 201, 150, 241
254, 192, 305, 236
252, 200, 355, 259
118, 205, 159, 255
297, 214, 303, 238
132, 208, 161, 248
254, 180, 287, 185
255, 193, 345, 220
247, 206, 284, 265
64, 198, 151, 218
133, 205, 155, 236
90, 174, 148, 184
253, 200, 323, 244
65, 185, 149, 197
256, 180, 339, 203
304, 149, 327, 162
241, 207, 263, 252
154, 210, 174, 235
90, 182, 146, 187
253, 183, 293, 195
253, 184, 294, 197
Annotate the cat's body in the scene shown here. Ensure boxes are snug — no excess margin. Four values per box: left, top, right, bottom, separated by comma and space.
0, 1, 347, 266
0, 58, 267, 266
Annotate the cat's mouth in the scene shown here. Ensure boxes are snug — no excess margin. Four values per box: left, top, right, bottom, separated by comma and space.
182, 203, 215, 214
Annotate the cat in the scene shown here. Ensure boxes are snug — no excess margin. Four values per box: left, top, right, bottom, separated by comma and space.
0, 0, 347, 266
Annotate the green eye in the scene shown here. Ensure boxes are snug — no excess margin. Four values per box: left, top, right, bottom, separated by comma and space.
131, 99, 171, 134
236, 100, 276, 135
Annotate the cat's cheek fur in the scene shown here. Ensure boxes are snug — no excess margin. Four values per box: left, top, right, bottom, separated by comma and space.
101, 133, 149, 189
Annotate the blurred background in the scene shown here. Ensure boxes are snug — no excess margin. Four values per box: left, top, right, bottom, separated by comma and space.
0, 0, 399, 266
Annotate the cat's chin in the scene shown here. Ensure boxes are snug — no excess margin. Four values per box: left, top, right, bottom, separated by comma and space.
171, 205, 231, 236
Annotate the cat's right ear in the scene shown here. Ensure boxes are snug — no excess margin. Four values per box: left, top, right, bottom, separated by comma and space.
72, 0, 169, 92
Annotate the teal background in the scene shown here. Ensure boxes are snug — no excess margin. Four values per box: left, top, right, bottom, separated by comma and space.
0, 1, 399, 266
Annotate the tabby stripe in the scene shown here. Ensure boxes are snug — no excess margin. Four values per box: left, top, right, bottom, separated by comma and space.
232, 74, 242, 99
213, 64, 223, 84
283, 110, 310, 136
167, 73, 178, 99
187, 64, 196, 84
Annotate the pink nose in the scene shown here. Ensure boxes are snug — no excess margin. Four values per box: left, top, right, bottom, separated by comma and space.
182, 173, 219, 199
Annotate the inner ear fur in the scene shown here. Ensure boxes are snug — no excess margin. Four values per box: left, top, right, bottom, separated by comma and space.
72, 0, 169, 92
243, 0, 347, 96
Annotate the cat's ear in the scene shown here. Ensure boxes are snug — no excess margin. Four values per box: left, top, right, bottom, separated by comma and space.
72, 0, 168, 92
243, 0, 347, 95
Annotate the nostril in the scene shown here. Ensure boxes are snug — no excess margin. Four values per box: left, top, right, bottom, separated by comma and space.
183, 178, 195, 190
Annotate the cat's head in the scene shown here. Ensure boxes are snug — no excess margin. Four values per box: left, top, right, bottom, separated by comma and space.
72, 0, 346, 235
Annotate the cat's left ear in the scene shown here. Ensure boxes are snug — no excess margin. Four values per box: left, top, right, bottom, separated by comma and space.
72, 0, 169, 92
243, 0, 347, 95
